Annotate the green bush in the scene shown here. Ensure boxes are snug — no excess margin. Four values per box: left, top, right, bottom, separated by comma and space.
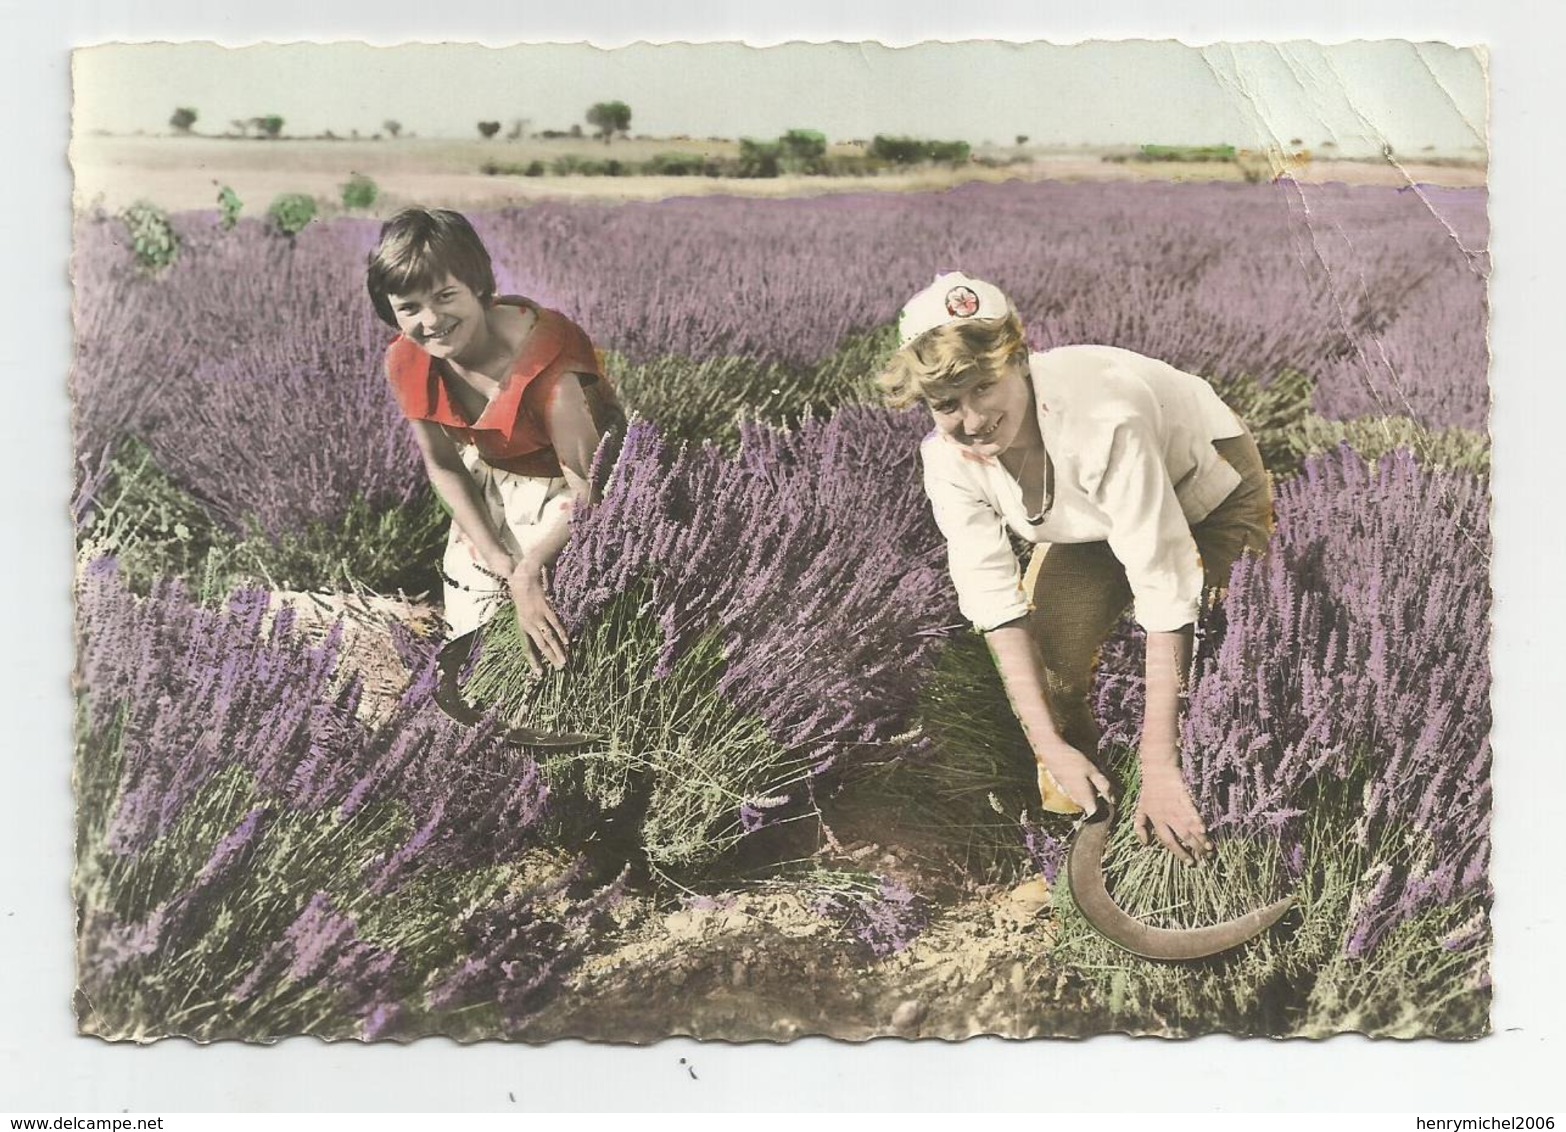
266, 193, 318, 237
551, 155, 606, 177
524, 160, 546, 177
644, 152, 713, 176
1287, 415, 1490, 475
213, 494, 446, 596
1185, 369, 1489, 479
118, 201, 180, 273
76, 440, 235, 601
1137, 144, 1238, 163
1206, 369, 1318, 477
869, 135, 971, 167
340, 173, 378, 211
818, 153, 886, 177
216, 185, 243, 230
926, 140, 972, 165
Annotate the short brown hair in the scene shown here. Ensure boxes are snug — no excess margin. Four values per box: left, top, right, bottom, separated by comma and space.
877, 312, 1029, 409
366, 207, 497, 327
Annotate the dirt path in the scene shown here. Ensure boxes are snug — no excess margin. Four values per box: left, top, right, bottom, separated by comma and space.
524, 878, 1106, 1042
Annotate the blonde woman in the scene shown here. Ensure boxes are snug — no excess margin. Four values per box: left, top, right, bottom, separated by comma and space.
881, 273, 1273, 863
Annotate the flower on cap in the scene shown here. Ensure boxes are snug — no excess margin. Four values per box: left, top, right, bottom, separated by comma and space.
944, 286, 980, 318
898, 271, 1015, 346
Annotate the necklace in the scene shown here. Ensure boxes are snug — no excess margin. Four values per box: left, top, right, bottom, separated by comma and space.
1005, 443, 1053, 525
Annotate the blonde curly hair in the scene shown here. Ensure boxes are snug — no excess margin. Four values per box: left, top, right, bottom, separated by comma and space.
876, 312, 1029, 409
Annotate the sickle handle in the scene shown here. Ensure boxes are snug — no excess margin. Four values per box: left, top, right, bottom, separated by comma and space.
433, 630, 598, 750
1065, 802, 1295, 961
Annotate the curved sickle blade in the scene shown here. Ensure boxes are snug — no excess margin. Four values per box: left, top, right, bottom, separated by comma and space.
1066, 803, 1295, 961
433, 630, 598, 750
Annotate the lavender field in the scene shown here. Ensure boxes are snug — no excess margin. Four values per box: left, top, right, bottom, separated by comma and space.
71, 178, 1492, 1040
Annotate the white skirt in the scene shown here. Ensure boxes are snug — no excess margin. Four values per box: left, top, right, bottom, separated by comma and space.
440, 444, 572, 638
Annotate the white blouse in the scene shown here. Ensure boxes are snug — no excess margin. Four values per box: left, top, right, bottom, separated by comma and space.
920, 345, 1246, 633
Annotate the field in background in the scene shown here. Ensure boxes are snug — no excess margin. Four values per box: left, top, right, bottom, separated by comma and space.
71, 134, 1488, 214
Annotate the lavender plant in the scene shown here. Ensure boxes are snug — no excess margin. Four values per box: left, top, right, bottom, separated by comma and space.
72, 213, 446, 594
74, 560, 615, 1040
471, 182, 1486, 428
71, 179, 1487, 604
465, 409, 961, 881
68, 174, 1491, 1038
1043, 445, 1490, 1036
607, 324, 896, 448
809, 873, 932, 960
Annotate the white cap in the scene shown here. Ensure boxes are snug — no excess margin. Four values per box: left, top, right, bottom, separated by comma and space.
897, 272, 1015, 346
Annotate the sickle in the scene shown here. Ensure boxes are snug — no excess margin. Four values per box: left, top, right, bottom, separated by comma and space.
1066, 802, 1295, 961
433, 629, 598, 749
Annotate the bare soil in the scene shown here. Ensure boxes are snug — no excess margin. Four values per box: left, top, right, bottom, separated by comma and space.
71, 135, 1487, 215
522, 879, 1109, 1043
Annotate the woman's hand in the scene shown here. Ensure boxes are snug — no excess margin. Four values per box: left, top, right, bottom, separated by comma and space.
508, 559, 569, 676
1133, 755, 1214, 864
1035, 736, 1116, 816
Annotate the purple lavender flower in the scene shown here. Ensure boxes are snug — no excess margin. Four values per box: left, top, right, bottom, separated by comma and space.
1022, 819, 1069, 886
813, 876, 931, 960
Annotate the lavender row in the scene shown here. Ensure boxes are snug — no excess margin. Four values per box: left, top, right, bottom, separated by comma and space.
73, 215, 427, 544
475, 181, 1487, 428
73, 182, 1488, 524
1178, 447, 1491, 957
73, 558, 612, 1038
547, 408, 961, 793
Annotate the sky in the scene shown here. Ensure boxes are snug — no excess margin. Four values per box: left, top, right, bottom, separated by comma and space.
72, 39, 1488, 157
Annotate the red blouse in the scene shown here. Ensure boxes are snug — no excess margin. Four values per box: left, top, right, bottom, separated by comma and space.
384, 297, 612, 476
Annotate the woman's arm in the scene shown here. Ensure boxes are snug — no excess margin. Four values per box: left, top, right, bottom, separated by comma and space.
1089, 416, 1216, 862
986, 620, 1117, 815
408, 419, 514, 577
1135, 626, 1213, 863
505, 372, 609, 673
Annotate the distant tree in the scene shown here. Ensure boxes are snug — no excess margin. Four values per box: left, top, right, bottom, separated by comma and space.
251, 115, 284, 139
1015, 134, 1029, 147
505, 118, 528, 141
384, 120, 402, 139
779, 129, 827, 174
169, 107, 198, 134
737, 138, 782, 178
478, 121, 501, 139
586, 100, 632, 145
569, 124, 583, 139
